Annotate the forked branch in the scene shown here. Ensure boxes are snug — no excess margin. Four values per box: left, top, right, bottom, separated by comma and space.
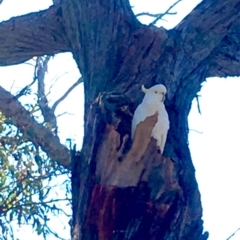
34, 56, 83, 134
136, 0, 182, 25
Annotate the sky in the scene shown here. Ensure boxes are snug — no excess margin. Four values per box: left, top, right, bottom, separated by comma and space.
0, 0, 240, 240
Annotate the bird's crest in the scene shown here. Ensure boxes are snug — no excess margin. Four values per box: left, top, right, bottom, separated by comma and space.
141, 84, 167, 94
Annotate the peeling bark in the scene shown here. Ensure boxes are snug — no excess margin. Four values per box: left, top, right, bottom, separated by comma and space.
0, 0, 240, 239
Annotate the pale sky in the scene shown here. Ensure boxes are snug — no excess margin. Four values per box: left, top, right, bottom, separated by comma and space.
1, 0, 240, 240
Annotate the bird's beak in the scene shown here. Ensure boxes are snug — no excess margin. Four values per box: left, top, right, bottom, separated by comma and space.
161, 94, 165, 102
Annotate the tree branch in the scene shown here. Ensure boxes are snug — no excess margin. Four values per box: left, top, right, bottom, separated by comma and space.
154, 0, 240, 103
0, 5, 70, 66
0, 86, 71, 168
136, 0, 182, 25
175, 0, 240, 66
14, 78, 37, 99
226, 228, 240, 240
35, 55, 58, 134
206, 21, 240, 78
52, 77, 83, 112
34, 56, 82, 132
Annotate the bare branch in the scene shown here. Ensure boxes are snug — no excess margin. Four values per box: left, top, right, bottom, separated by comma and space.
135, 11, 176, 18
0, 5, 69, 66
14, 77, 37, 99
52, 77, 83, 112
226, 228, 240, 240
175, 0, 240, 63
189, 129, 203, 134
157, 0, 240, 98
206, 21, 240, 78
0, 86, 71, 168
35, 55, 58, 134
135, 0, 182, 25
196, 95, 201, 115
34, 56, 82, 133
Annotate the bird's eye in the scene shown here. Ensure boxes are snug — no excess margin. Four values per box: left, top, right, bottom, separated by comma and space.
155, 91, 157, 94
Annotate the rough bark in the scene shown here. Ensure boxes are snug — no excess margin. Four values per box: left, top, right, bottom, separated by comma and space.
1, 0, 240, 239
0, 4, 69, 66
207, 21, 240, 77
68, 0, 240, 239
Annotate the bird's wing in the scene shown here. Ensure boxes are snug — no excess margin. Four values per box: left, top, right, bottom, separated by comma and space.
131, 104, 157, 138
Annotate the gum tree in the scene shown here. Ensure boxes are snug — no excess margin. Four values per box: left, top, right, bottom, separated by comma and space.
0, 56, 73, 240
1, 0, 240, 239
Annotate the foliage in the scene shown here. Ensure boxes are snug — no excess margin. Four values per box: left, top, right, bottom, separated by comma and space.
0, 68, 72, 239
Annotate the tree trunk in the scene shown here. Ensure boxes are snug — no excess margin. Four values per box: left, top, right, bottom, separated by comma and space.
71, 43, 206, 239
66, 0, 211, 239
66, 0, 240, 239
1, 0, 240, 239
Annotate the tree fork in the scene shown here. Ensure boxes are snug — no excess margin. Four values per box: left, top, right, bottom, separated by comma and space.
66, 6, 206, 237
67, 2, 207, 237
1, 0, 240, 239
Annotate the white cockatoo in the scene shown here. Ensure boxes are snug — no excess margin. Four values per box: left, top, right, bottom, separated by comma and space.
131, 84, 170, 154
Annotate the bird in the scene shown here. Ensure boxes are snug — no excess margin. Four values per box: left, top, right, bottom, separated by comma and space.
131, 84, 170, 155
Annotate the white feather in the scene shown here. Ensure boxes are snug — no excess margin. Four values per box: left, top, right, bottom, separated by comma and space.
131, 84, 170, 154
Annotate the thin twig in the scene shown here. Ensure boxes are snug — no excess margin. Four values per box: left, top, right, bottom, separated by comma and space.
52, 77, 83, 112
189, 129, 203, 134
136, 11, 176, 18
196, 94, 202, 115
226, 228, 240, 240
136, 0, 183, 25
150, 0, 182, 25
9, 79, 16, 93
14, 77, 37, 99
